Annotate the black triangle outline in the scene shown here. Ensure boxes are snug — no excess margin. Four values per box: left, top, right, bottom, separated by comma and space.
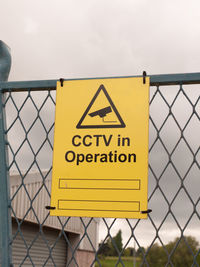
76, 84, 126, 129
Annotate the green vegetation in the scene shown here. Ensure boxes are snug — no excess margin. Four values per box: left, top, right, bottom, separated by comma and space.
96, 230, 141, 266
96, 231, 200, 266
146, 236, 200, 267
98, 230, 123, 257
95, 256, 140, 267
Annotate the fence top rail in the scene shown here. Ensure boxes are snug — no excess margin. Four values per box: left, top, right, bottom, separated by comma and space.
1, 72, 200, 92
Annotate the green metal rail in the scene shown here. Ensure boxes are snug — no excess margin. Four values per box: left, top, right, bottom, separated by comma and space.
1, 72, 200, 92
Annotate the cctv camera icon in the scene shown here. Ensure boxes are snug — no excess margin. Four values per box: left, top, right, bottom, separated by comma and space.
89, 106, 112, 118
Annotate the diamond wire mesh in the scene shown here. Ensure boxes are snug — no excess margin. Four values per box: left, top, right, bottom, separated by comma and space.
1, 81, 200, 266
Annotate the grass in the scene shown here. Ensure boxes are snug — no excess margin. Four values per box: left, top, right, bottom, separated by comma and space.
95, 256, 141, 267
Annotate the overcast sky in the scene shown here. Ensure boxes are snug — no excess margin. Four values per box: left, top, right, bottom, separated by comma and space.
1, 0, 200, 81
1, 0, 200, 249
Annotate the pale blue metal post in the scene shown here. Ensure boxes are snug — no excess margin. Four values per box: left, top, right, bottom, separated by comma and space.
0, 40, 12, 266
0, 41, 11, 81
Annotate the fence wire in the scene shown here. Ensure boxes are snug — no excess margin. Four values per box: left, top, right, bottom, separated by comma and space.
0, 77, 200, 266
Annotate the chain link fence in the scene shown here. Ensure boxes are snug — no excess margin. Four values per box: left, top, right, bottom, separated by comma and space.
0, 74, 200, 266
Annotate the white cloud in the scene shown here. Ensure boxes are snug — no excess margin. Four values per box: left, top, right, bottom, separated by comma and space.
23, 17, 39, 34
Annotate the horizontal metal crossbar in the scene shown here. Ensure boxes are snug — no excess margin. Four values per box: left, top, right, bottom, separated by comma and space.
1, 72, 200, 92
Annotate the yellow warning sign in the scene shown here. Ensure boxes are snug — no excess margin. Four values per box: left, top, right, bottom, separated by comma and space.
50, 77, 150, 219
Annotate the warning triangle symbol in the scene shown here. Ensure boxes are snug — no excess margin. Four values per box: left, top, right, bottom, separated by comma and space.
76, 84, 126, 129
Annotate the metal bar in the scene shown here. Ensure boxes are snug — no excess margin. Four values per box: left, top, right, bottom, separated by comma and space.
150, 72, 200, 86
0, 80, 57, 92
0, 72, 200, 92
0, 90, 12, 266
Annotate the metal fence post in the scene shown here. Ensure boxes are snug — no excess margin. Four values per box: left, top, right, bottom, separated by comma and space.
0, 89, 12, 266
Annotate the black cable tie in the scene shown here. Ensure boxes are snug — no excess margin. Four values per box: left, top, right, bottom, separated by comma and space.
60, 78, 64, 87
143, 71, 147, 84
45, 206, 56, 210
141, 209, 152, 214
